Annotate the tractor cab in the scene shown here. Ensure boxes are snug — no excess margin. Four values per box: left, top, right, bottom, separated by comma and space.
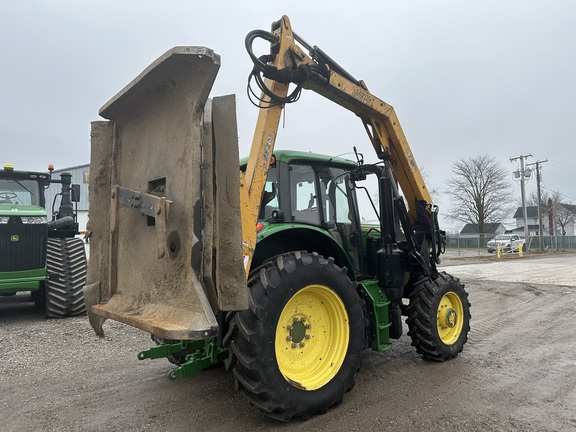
252, 151, 361, 227
242, 150, 370, 277
0, 163, 49, 208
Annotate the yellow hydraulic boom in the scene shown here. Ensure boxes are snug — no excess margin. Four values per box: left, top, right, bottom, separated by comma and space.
240, 16, 433, 274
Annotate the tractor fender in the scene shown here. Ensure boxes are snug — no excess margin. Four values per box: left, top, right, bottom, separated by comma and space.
252, 224, 356, 281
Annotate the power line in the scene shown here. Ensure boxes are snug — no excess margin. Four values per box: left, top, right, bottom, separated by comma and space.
541, 185, 576, 203
547, 158, 576, 171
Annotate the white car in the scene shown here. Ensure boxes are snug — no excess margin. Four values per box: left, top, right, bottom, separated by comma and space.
487, 234, 526, 253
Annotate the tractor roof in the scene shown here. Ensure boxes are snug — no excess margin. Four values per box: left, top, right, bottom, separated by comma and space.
240, 149, 358, 168
1, 164, 51, 185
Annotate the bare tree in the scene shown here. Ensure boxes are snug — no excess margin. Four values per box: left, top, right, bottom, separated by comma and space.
544, 192, 576, 236
527, 189, 552, 207
530, 190, 575, 235
445, 154, 513, 235
555, 205, 575, 235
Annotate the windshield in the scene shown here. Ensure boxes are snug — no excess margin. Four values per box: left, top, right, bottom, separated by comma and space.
318, 166, 356, 225
494, 235, 510, 240
0, 179, 42, 206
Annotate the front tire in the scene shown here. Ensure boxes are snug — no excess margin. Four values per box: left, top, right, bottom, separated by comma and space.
224, 251, 365, 421
406, 272, 470, 361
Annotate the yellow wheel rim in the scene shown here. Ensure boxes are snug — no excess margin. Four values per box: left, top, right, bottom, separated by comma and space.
275, 284, 349, 391
437, 291, 464, 345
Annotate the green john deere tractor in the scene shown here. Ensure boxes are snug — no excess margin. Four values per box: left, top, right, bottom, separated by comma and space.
138, 149, 471, 420
0, 163, 87, 317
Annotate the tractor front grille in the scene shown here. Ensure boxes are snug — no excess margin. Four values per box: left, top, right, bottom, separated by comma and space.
0, 217, 47, 272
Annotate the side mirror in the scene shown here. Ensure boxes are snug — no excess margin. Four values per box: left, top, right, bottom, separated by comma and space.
71, 184, 81, 202
271, 209, 285, 222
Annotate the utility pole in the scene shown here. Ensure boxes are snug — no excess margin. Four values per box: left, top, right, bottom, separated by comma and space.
510, 153, 532, 248
526, 159, 547, 252
547, 197, 558, 251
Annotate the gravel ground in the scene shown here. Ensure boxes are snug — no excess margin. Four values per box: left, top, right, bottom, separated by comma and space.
1, 253, 575, 432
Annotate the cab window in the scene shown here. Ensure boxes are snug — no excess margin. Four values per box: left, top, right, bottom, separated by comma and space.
258, 165, 278, 220
318, 167, 354, 225
0, 179, 41, 206
290, 164, 319, 225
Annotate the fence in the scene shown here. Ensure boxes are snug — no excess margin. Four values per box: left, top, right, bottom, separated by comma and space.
445, 234, 576, 256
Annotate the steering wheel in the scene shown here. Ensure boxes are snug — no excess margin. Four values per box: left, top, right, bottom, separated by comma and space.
0, 192, 18, 203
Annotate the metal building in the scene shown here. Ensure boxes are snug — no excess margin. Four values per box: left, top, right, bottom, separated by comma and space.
44, 164, 90, 233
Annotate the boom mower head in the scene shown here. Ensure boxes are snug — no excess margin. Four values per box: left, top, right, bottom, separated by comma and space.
85, 47, 247, 339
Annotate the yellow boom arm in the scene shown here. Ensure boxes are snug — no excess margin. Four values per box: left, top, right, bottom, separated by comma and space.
240, 16, 433, 274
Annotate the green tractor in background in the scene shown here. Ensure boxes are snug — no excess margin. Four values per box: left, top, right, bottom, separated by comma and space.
0, 163, 87, 317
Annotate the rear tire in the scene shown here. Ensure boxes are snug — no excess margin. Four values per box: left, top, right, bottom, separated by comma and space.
45, 238, 87, 318
406, 272, 470, 361
224, 251, 365, 421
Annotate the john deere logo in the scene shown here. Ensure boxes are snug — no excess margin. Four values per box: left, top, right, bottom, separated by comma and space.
10, 235, 19, 242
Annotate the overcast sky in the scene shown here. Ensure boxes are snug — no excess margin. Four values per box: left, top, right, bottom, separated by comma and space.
1, 1, 574, 231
